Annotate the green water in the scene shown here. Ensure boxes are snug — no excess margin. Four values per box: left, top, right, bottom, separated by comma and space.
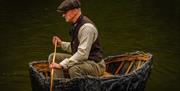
0, 0, 179, 91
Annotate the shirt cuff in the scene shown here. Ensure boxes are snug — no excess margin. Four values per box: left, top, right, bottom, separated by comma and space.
59, 58, 69, 69
61, 41, 69, 48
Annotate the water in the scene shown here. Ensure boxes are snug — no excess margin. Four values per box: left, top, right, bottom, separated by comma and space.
0, 0, 179, 91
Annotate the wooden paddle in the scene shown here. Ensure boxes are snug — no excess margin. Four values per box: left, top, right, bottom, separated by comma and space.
50, 40, 57, 91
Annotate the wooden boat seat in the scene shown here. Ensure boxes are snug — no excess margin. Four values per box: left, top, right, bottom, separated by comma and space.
101, 61, 144, 77
102, 53, 151, 77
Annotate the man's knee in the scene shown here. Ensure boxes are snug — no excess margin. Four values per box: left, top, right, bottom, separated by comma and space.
48, 53, 71, 63
48, 53, 54, 63
68, 66, 82, 78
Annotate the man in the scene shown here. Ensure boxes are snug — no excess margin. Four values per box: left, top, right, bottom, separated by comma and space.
49, 0, 105, 78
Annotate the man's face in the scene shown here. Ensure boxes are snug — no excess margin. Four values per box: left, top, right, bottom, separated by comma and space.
62, 10, 75, 23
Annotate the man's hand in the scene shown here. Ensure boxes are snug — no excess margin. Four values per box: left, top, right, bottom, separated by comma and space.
52, 36, 62, 47
49, 63, 62, 69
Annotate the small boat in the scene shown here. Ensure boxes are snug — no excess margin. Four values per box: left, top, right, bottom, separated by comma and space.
29, 51, 153, 91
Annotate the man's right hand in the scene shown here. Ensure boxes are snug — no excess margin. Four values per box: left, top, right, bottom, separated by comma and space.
52, 36, 62, 47
49, 63, 62, 69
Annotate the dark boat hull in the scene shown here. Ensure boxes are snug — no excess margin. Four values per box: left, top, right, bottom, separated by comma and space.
29, 51, 153, 91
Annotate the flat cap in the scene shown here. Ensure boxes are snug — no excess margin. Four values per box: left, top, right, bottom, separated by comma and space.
57, 0, 81, 13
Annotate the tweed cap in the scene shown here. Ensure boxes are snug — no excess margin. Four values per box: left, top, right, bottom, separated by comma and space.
56, 0, 81, 13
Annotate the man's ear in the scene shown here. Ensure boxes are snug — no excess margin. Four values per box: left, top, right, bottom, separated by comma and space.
73, 9, 78, 14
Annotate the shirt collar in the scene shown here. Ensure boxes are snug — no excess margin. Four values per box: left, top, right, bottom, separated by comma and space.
73, 15, 83, 27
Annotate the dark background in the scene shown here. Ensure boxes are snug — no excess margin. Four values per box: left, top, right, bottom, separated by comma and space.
0, 0, 179, 91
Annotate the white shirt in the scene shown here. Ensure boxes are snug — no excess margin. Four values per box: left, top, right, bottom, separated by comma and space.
60, 23, 98, 68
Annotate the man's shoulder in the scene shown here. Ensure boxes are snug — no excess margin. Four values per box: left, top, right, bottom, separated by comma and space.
78, 23, 98, 35
83, 23, 95, 28
80, 23, 97, 32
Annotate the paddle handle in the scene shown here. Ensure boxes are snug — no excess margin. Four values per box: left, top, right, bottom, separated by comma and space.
50, 41, 57, 91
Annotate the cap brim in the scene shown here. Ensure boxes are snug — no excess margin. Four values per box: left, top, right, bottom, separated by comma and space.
56, 9, 65, 13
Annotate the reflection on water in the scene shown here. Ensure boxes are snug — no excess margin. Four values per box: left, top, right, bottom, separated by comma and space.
0, 0, 179, 91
